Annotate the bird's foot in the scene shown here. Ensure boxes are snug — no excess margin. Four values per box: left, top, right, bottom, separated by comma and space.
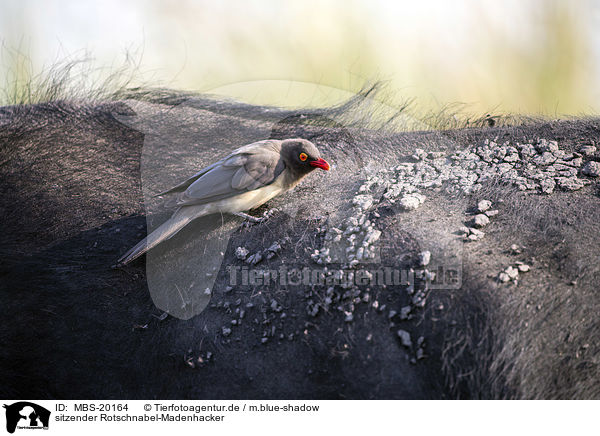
235, 209, 277, 227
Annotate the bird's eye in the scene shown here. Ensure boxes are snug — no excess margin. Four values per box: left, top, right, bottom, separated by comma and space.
299, 152, 308, 161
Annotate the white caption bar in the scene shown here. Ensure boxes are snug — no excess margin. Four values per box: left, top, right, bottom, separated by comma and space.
0, 400, 596, 435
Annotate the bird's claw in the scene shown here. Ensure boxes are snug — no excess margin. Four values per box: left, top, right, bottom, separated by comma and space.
261, 208, 278, 220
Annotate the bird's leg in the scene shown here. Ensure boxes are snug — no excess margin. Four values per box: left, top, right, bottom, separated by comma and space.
234, 212, 264, 223
235, 209, 277, 226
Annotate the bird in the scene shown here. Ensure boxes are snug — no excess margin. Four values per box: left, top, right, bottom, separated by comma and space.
116, 138, 330, 266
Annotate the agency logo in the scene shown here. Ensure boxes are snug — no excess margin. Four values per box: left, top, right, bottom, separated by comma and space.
115, 81, 466, 320
3, 402, 50, 433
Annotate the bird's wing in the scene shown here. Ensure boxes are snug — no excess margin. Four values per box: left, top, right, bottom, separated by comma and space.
167, 140, 285, 207
155, 140, 280, 197
154, 161, 220, 196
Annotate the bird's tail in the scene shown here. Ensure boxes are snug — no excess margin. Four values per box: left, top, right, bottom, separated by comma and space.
115, 206, 207, 266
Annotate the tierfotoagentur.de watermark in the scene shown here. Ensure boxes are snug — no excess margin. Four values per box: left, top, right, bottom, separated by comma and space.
227, 264, 461, 289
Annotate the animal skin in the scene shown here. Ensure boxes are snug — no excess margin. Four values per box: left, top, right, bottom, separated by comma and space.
0, 88, 599, 399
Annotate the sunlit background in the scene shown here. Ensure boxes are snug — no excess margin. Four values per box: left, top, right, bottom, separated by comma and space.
1, 0, 599, 115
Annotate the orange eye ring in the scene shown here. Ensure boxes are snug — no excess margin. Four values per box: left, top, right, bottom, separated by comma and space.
299, 152, 308, 161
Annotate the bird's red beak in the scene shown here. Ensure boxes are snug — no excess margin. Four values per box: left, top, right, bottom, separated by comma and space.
310, 158, 330, 171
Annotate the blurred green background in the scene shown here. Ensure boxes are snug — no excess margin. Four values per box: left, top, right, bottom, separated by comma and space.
1, 0, 599, 116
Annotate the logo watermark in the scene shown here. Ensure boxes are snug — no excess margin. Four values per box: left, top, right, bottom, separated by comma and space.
3, 402, 50, 434
115, 81, 466, 319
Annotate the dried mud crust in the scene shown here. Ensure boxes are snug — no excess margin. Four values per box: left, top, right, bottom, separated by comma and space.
194, 130, 599, 397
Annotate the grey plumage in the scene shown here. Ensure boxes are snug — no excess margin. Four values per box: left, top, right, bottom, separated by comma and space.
161, 140, 286, 207
117, 138, 329, 265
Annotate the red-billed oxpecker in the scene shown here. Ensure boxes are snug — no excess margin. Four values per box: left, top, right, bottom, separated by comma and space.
117, 138, 330, 265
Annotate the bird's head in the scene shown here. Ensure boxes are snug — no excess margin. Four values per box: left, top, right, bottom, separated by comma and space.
280, 138, 330, 174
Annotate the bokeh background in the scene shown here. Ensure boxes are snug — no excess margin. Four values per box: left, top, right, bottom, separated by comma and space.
1, 0, 599, 115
